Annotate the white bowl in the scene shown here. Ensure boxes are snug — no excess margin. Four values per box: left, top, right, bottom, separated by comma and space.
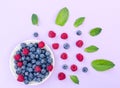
10, 40, 55, 85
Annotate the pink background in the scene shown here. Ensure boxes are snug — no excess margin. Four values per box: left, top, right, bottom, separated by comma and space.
0, 0, 120, 88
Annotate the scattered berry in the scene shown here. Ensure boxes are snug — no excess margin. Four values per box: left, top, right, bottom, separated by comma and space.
82, 67, 88, 73
61, 33, 68, 39
17, 74, 24, 82
76, 30, 82, 36
58, 72, 66, 80
76, 53, 84, 62
48, 31, 56, 38
71, 64, 78, 72
63, 43, 70, 49
38, 41, 45, 48
14, 54, 21, 61
22, 48, 29, 55
47, 65, 53, 71
60, 53, 68, 60
52, 43, 59, 49
34, 66, 41, 72
33, 32, 39, 37
76, 40, 83, 48
17, 62, 23, 68
62, 64, 68, 70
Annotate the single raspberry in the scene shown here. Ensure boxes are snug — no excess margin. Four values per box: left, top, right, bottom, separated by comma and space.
38, 41, 45, 48
17, 61, 23, 68
34, 66, 41, 72
52, 43, 59, 49
76, 53, 84, 62
61, 33, 68, 39
14, 54, 21, 61
48, 31, 56, 38
22, 48, 29, 55
17, 74, 24, 82
47, 64, 53, 71
60, 53, 68, 60
71, 64, 78, 72
58, 72, 66, 80
76, 40, 83, 48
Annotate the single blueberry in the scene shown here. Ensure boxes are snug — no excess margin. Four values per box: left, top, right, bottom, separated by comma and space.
45, 72, 49, 76
32, 64, 36, 69
21, 70, 25, 74
20, 43, 26, 48
63, 43, 70, 49
36, 78, 42, 82
40, 54, 45, 58
21, 57, 25, 61
16, 50, 21, 54
28, 77, 32, 81
28, 43, 33, 48
35, 54, 39, 59
25, 72, 29, 76
33, 77, 37, 81
76, 30, 82, 36
21, 66, 26, 70
41, 49, 46, 54
32, 59, 36, 64
41, 59, 46, 64
23, 61, 27, 65
36, 61, 41, 65
47, 58, 53, 63
42, 64, 46, 68
24, 80, 29, 84
30, 47, 36, 52
34, 43, 38, 48
28, 68, 33, 72
14, 60, 18, 64
16, 68, 22, 74
29, 73, 33, 79
14, 65, 18, 69
82, 67, 88, 73
41, 69, 46, 74
26, 57, 31, 61
30, 54, 35, 59
36, 48, 41, 54
41, 74, 45, 79
33, 32, 39, 37
24, 76, 28, 80
37, 74, 42, 77
45, 51, 51, 56
27, 63, 32, 67
62, 64, 68, 70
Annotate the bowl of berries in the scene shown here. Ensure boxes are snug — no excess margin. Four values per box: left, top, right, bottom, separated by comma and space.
10, 40, 55, 85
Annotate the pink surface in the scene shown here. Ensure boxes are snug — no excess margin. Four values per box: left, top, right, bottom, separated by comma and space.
0, 0, 120, 88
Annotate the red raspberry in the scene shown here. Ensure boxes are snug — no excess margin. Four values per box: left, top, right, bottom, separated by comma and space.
47, 65, 53, 71
48, 31, 56, 38
52, 43, 59, 49
58, 72, 66, 80
61, 33, 68, 39
17, 62, 23, 68
14, 54, 21, 61
38, 41, 45, 48
76, 53, 84, 62
60, 53, 68, 60
22, 48, 29, 55
17, 74, 24, 82
34, 66, 41, 72
71, 64, 78, 72
76, 40, 83, 48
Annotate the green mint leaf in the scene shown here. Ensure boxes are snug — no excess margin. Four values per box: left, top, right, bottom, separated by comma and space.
31, 13, 38, 25
74, 17, 85, 27
70, 75, 79, 84
84, 45, 99, 53
90, 27, 102, 36
55, 7, 69, 26
92, 59, 115, 71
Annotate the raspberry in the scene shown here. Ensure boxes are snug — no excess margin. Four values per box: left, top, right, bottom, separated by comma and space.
71, 64, 78, 71
14, 54, 21, 61
61, 33, 68, 39
76, 40, 83, 48
52, 43, 59, 49
60, 53, 68, 60
34, 66, 41, 72
47, 64, 53, 71
17, 62, 23, 68
17, 74, 24, 82
58, 72, 66, 80
76, 53, 84, 62
38, 41, 45, 48
48, 31, 56, 38
22, 48, 29, 55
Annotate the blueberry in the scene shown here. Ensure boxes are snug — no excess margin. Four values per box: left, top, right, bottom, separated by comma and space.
27, 63, 32, 67
21, 57, 25, 61
16, 68, 22, 74
33, 77, 37, 81
32, 64, 36, 69
24, 80, 29, 84
76, 30, 82, 36
23, 61, 27, 65
30, 47, 36, 52
41, 74, 45, 79
26, 57, 31, 61
33, 32, 39, 37
36, 61, 41, 65
28, 43, 33, 48
62, 64, 68, 70
34, 43, 38, 48
47, 58, 53, 63
45, 51, 51, 56
45, 72, 49, 76
14, 65, 18, 69
29, 73, 33, 79
42, 64, 46, 68
14, 60, 18, 64
21, 43, 26, 48
41, 69, 46, 74
82, 67, 88, 73
37, 74, 42, 77
40, 54, 45, 58
21, 66, 26, 70
16, 50, 21, 54
25, 72, 29, 76
35, 54, 39, 59
24, 76, 28, 80
32, 59, 36, 64
40, 59, 46, 64
36, 78, 42, 82
27, 68, 33, 72
63, 43, 70, 49
36, 48, 41, 54
30, 54, 35, 59
41, 49, 46, 54
33, 73, 37, 76
21, 70, 25, 74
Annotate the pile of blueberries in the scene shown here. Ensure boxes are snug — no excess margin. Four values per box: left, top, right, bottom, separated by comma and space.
14, 41, 53, 84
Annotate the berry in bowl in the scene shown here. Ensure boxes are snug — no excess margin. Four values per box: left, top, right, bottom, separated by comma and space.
10, 40, 55, 85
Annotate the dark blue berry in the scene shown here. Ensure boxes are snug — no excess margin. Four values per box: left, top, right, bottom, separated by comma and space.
62, 64, 68, 70
63, 43, 70, 49
82, 67, 88, 73
76, 30, 82, 36
33, 32, 39, 37
21, 43, 26, 48
24, 80, 29, 84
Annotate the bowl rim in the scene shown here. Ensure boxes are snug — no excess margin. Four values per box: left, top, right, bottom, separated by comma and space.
9, 39, 55, 85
